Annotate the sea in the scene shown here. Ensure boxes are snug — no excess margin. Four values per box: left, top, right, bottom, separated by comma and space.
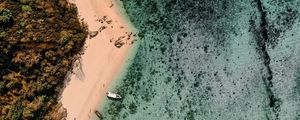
98, 0, 300, 120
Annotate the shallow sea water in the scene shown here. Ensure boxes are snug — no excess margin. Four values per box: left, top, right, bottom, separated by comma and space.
99, 0, 300, 120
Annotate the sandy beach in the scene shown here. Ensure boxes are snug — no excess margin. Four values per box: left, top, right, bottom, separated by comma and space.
61, 0, 137, 119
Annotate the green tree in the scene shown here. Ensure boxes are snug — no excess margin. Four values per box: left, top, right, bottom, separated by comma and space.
0, 8, 13, 26
21, 5, 32, 12
22, 107, 34, 119
7, 104, 23, 120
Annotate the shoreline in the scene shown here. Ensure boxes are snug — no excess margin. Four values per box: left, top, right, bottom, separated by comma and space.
61, 0, 138, 120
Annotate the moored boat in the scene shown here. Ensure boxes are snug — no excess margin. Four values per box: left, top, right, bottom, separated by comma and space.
94, 110, 103, 119
106, 91, 122, 100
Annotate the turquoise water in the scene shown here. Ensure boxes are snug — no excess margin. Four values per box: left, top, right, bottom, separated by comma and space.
99, 0, 300, 120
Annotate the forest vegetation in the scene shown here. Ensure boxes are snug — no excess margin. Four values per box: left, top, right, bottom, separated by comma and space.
0, 0, 87, 119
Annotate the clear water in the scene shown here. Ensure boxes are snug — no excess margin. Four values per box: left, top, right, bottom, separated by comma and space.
99, 0, 300, 120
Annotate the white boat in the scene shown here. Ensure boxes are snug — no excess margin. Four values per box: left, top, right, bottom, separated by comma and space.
106, 91, 122, 100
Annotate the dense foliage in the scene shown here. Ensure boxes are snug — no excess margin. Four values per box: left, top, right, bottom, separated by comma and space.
0, 0, 87, 119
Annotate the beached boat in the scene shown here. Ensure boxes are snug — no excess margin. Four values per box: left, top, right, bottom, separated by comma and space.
106, 91, 122, 100
94, 110, 103, 119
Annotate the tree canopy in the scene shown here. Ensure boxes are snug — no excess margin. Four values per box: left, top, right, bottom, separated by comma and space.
0, 0, 87, 119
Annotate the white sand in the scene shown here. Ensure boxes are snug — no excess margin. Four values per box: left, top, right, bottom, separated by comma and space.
61, 0, 137, 119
